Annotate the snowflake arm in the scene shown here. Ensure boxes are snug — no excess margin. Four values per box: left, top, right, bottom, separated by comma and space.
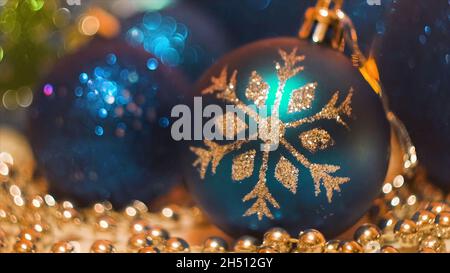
190, 139, 249, 179
202, 68, 260, 122
280, 139, 350, 203
285, 88, 354, 129
242, 151, 279, 220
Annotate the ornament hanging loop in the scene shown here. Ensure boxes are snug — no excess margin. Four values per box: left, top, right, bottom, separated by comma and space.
300, 0, 418, 175
299, 0, 346, 49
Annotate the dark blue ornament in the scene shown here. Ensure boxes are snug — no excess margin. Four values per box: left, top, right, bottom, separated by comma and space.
191, 0, 393, 54
376, 0, 450, 191
187, 38, 390, 238
28, 37, 191, 207
121, 1, 232, 82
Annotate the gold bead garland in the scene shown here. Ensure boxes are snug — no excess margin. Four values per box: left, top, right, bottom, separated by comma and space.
0, 151, 449, 253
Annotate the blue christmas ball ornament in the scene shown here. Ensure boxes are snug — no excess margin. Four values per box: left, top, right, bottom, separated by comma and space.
376, 0, 450, 190
28, 37, 190, 207
187, 37, 390, 238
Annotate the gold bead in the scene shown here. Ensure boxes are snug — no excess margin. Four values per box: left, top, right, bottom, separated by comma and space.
262, 227, 291, 253
378, 212, 397, 237
161, 206, 180, 221
18, 228, 40, 242
128, 233, 154, 250
148, 226, 170, 245
257, 246, 279, 253
412, 210, 436, 236
14, 239, 35, 253
52, 241, 75, 253
165, 237, 190, 253
59, 208, 81, 224
95, 215, 117, 232
338, 241, 363, 253
90, 240, 116, 253
31, 220, 50, 235
202, 237, 228, 253
419, 235, 445, 253
324, 240, 340, 253
394, 219, 418, 246
233, 236, 258, 253
435, 211, 450, 239
129, 219, 151, 234
354, 224, 382, 253
296, 229, 326, 253
138, 246, 160, 253
380, 245, 399, 253
426, 202, 448, 215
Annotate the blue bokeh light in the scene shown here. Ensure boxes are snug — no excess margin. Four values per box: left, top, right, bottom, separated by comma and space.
146, 58, 159, 70
126, 12, 190, 67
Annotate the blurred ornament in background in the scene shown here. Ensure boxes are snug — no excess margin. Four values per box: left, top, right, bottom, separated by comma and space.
110, 0, 232, 82
376, 0, 450, 191
28, 37, 191, 207
192, 0, 393, 54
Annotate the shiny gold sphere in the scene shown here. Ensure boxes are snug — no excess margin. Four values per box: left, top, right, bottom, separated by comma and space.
90, 240, 116, 253
419, 235, 445, 253
380, 245, 399, 253
160, 206, 180, 221
165, 237, 190, 253
394, 219, 418, 246
296, 229, 326, 253
412, 210, 436, 235
426, 202, 448, 215
233, 236, 258, 253
128, 233, 154, 250
95, 215, 117, 232
31, 220, 50, 235
202, 237, 228, 253
257, 246, 279, 253
354, 224, 382, 252
129, 219, 151, 234
14, 239, 36, 253
338, 241, 363, 253
138, 246, 160, 253
148, 226, 170, 245
60, 208, 81, 223
378, 212, 397, 236
263, 227, 291, 253
52, 241, 75, 253
435, 211, 450, 239
18, 228, 40, 242
324, 240, 340, 253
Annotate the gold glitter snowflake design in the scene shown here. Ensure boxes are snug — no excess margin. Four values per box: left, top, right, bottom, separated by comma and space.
191, 48, 354, 220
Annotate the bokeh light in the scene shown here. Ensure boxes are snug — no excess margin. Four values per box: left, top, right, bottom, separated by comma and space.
126, 12, 189, 67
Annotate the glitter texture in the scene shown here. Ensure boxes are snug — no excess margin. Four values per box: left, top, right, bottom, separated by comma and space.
288, 82, 316, 113
232, 150, 256, 181
245, 71, 269, 107
275, 156, 299, 194
192, 48, 353, 219
300, 128, 334, 153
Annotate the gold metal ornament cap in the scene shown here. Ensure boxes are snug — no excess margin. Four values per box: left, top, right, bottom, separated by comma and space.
299, 0, 346, 49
